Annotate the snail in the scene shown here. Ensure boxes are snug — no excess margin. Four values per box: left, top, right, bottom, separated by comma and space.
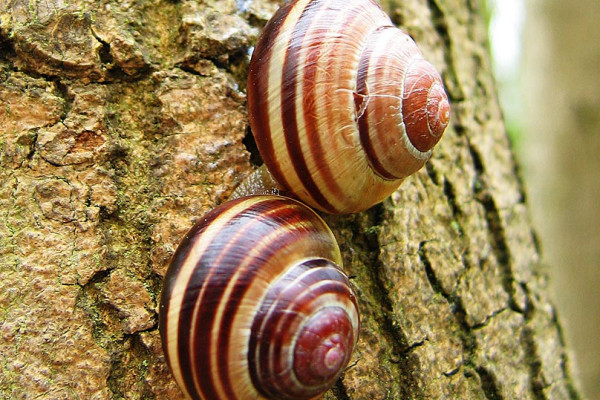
241, 0, 451, 214
159, 0, 451, 398
159, 195, 360, 400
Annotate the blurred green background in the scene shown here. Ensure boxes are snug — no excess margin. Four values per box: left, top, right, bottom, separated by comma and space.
487, 0, 600, 397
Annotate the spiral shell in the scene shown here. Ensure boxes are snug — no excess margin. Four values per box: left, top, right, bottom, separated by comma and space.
159, 195, 360, 400
247, 0, 450, 214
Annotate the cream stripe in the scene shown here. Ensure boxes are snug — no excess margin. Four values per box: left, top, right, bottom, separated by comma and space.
398, 56, 434, 161
210, 203, 301, 399
226, 207, 339, 398
365, 28, 431, 178
267, 0, 314, 205
292, 0, 322, 207
309, 0, 392, 211
165, 197, 268, 399
277, 290, 358, 392
298, 1, 366, 212
254, 266, 356, 394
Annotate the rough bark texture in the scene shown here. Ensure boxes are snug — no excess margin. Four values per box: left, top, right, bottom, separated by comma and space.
0, 0, 580, 399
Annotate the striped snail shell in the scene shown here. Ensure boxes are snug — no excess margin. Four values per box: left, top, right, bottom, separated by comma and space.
159, 195, 360, 400
247, 0, 450, 214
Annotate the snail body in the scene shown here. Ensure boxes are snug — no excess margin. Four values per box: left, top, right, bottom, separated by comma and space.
159, 195, 360, 400
247, 0, 450, 214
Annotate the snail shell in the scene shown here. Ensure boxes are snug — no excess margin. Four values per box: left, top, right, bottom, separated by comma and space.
159, 195, 360, 400
247, 0, 450, 214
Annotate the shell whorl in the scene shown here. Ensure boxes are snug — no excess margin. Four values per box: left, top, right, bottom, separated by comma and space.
247, 0, 450, 214
159, 196, 360, 400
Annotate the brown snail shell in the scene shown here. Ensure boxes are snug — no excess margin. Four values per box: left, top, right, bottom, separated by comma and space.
159, 195, 360, 400
247, 0, 450, 214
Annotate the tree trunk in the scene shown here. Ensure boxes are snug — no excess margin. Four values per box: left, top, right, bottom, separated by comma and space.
522, 0, 600, 397
0, 0, 580, 399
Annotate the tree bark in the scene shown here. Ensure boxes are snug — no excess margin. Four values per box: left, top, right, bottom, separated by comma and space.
0, 0, 580, 399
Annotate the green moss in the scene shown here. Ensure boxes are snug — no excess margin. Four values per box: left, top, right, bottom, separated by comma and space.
363, 224, 382, 236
